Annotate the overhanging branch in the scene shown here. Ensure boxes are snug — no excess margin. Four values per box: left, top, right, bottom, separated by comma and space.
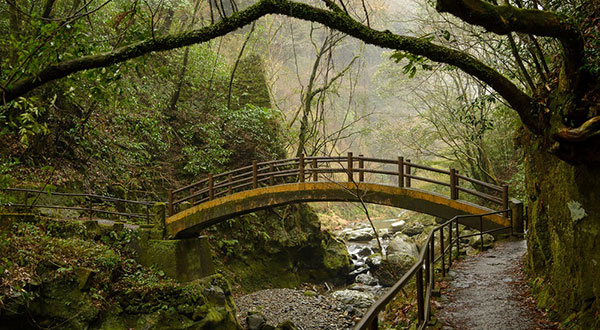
435, 0, 584, 93
1, 0, 541, 133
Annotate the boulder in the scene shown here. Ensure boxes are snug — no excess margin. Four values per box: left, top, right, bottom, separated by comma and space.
355, 273, 378, 286
332, 289, 376, 308
344, 227, 375, 242
469, 233, 494, 249
372, 253, 418, 287
401, 222, 424, 237
386, 235, 419, 258
348, 265, 369, 277
365, 253, 382, 268
389, 220, 405, 234
356, 246, 374, 258
247, 311, 267, 330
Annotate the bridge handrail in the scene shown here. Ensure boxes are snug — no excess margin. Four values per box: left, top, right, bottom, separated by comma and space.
168, 153, 509, 216
354, 209, 513, 330
0, 187, 157, 222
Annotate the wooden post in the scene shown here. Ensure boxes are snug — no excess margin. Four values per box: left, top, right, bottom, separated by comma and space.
168, 189, 173, 216
88, 198, 92, 221
455, 170, 460, 200
430, 237, 435, 290
208, 174, 214, 200
456, 220, 460, 257
299, 154, 305, 183
347, 152, 353, 182
358, 154, 364, 182
269, 164, 274, 186
448, 222, 453, 268
312, 159, 318, 182
228, 174, 233, 195
146, 204, 150, 224
479, 215, 484, 252
398, 156, 404, 188
252, 161, 258, 189
450, 168, 457, 200
502, 185, 509, 210
440, 228, 446, 277
425, 242, 430, 286
369, 314, 378, 330
405, 159, 412, 187
416, 267, 425, 325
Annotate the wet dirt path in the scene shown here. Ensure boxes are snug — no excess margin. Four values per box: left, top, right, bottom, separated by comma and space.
436, 239, 557, 330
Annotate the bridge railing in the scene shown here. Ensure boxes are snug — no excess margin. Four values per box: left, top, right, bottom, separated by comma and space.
1, 187, 158, 223
354, 209, 512, 330
168, 153, 509, 216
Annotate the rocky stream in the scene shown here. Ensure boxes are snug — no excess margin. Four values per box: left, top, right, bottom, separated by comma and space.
234, 213, 496, 329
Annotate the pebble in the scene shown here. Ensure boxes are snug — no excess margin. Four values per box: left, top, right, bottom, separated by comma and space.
235, 288, 358, 329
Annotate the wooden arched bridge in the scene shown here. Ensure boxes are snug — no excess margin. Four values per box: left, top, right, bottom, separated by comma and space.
167, 153, 521, 239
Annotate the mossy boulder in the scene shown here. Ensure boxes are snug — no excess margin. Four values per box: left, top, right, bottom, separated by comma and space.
523, 133, 600, 329
209, 204, 352, 291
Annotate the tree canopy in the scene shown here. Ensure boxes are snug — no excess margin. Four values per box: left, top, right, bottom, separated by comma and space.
2, 0, 597, 164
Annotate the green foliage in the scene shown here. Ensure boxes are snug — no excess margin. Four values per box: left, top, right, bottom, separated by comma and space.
390, 51, 433, 78
0, 97, 51, 147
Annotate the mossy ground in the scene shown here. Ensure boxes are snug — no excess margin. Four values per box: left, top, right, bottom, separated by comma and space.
0, 217, 241, 330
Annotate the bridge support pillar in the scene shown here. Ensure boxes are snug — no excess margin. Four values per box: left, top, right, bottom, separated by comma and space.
510, 198, 524, 235
132, 235, 215, 282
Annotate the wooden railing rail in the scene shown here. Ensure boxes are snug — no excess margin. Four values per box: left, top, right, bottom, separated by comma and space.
1, 187, 157, 223
168, 153, 509, 216
354, 209, 512, 330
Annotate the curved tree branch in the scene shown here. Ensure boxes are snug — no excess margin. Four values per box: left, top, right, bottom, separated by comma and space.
2, 0, 540, 133
435, 0, 583, 93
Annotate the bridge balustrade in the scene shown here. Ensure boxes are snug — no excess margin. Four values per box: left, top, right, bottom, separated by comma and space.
168, 153, 508, 216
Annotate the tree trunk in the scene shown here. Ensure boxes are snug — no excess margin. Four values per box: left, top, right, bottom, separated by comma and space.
523, 131, 600, 326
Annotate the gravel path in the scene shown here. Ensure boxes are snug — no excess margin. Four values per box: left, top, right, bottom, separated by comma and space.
437, 239, 557, 330
235, 288, 358, 329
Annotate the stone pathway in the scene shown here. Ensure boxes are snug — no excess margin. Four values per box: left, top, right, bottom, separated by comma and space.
437, 239, 558, 330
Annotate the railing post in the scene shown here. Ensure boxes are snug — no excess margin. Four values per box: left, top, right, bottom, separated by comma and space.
430, 235, 435, 291
398, 156, 404, 188
450, 168, 457, 200
299, 154, 305, 183
228, 174, 233, 195
502, 185, 509, 210
252, 161, 258, 189
455, 219, 460, 257
347, 152, 353, 182
269, 164, 275, 186
416, 267, 425, 325
168, 189, 173, 216
358, 154, 364, 182
405, 159, 411, 187
208, 174, 214, 200
479, 215, 484, 252
369, 314, 378, 330
425, 243, 430, 286
441, 227, 446, 277
312, 159, 318, 182
448, 222, 453, 268
88, 198, 92, 221
455, 170, 460, 200
146, 204, 150, 224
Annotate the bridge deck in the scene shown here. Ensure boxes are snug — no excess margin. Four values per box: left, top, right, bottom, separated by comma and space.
166, 182, 510, 238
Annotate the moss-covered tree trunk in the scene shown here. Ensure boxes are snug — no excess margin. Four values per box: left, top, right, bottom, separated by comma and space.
524, 133, 600, 327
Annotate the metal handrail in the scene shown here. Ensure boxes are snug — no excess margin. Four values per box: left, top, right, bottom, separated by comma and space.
354, 209, 512, 330
1, 187, 156, 223
168, 153, 509, 216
